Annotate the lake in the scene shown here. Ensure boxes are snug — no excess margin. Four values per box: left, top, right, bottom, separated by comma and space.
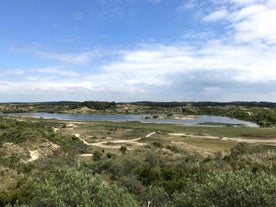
3, 112, 259, 127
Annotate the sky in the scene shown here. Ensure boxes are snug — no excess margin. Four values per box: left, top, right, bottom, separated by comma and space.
0, 0, 276, 102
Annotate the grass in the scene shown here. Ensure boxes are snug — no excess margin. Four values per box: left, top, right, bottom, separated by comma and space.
15, 114, 276, 138
173, 136, 237, 152
4, 116, 275, 156
55, 120, 275, 154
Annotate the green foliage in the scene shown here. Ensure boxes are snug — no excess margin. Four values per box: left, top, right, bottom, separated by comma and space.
120, 146, 127, 155
0, 118, 53, 145
50, 133, 88, 155
152, 141, 163, 148
82, 101, 116, 110
106, 152, 117, 159
93, 150, 103, 161
172, 169, 276, 207
143, 186, 169, 207
24, 167, 138, 207
165, 145, 181, 153
0, 167, 30, 206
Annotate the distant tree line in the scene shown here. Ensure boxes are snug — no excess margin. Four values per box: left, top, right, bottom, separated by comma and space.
81, 101, 116, 110
132, 101, 276, 108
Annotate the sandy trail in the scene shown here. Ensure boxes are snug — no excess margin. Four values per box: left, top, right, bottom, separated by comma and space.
145, 132, 156, 137
77, 154, 93, 157
168, 133, 276, 145
78, 132, 156, 149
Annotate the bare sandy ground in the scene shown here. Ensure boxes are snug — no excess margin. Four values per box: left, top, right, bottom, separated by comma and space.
26, 150, 40, 162
77, 154, 93, 157
168, 133, 276, 145
25, 142, 60, 163
78, 132, 156, 149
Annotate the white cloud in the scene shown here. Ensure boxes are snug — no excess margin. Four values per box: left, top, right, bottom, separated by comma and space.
6, 39, 276, 100
203, 9, 229, 21
0, 79, 103, 94
178, 0, 199, 10
201, 0, 276, 44
34, 66, 78, 77
3, 0, 276, 101
34, 50, 95, 64
231, 5, 276, 43
182, 31, 214, 40
0, 69, 25, 76
11, 48, 99, 64
4, 37, 276, 101
229, 0, 266, 6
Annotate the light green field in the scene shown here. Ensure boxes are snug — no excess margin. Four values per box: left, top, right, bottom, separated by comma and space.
51, 119, 276, 155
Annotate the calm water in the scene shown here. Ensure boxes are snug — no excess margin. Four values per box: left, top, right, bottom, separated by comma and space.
3, 112, 258, 127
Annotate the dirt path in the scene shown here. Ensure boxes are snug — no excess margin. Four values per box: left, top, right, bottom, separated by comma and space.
145, 132, 156, 137
168, 133, 276, 145
78, 131, 156, 149
77, 154, 93, 157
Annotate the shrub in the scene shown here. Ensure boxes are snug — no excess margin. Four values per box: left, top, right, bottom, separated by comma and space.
172, 169, 276, 207
26, 167, 139, 207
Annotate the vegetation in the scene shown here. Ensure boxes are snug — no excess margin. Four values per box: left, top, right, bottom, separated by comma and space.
81, 101, 116, 110
26, 167, 139, 207
0, 105, 276, 206
1, 101, 276, 127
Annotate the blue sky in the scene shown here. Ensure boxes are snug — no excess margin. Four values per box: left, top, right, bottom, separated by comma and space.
1, 0, 276, 102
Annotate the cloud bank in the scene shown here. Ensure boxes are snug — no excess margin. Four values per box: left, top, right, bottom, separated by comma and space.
1, 0, 276, 102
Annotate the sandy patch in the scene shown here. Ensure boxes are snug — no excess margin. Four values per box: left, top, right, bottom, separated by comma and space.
26, 150, 40, 162
168, 133, 189, 136
169, 133, 276, 145
174, 115, 197, 120
67, 123, 77, 128
25, 142, 60, 163
53, 127, 59, 132
78, 132, 156, 149
77, 154, 93, 157
145, 132, 156, 137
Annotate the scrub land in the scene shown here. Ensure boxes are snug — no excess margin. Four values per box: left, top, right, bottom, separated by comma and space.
0, 102, 275, 206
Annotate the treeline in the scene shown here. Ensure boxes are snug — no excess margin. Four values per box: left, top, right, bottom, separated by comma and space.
132, 101, 276, 108
196, 106, 276, 127
2, 101, 276, 108
81, 101, 116, 110
0, 101, 117, 113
